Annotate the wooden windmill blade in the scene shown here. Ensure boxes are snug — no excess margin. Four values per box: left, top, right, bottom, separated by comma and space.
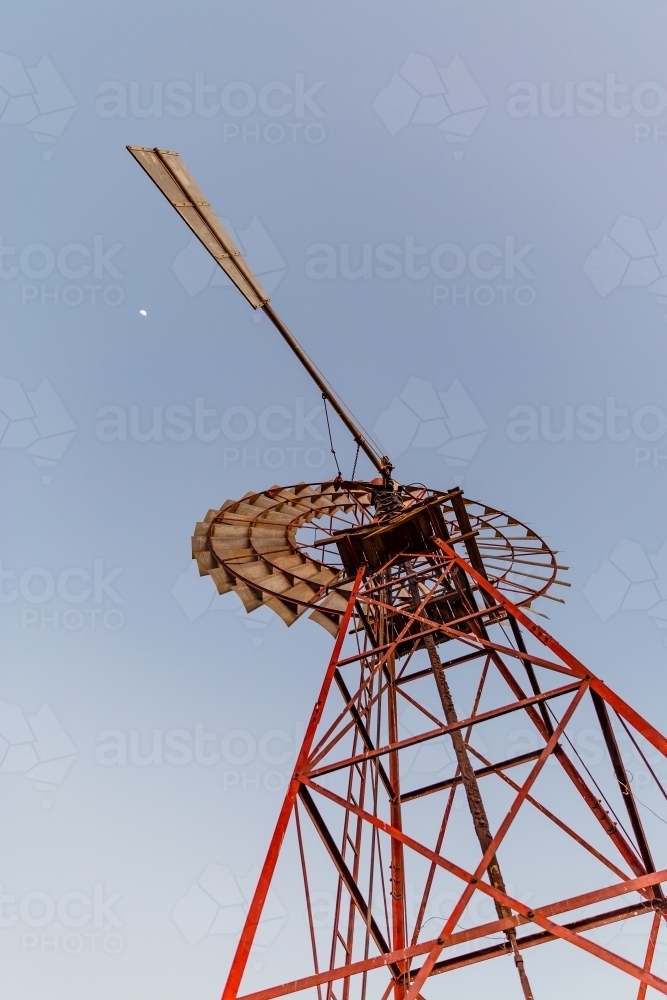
127, 145, 392, 478
127, 146, 270, 309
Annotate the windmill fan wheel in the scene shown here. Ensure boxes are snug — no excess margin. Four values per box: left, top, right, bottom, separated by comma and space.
192, 480, 568, 638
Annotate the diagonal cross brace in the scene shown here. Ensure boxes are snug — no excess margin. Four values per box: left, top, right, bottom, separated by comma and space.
434, 539, 667, 758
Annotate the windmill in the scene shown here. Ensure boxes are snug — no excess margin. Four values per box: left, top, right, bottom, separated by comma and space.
129, 146, 667, 1000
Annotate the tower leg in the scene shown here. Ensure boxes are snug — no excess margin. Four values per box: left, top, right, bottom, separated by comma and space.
221, 571, 363, 1000
387, 647, 408, 999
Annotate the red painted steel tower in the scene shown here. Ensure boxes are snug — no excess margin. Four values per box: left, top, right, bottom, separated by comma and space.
129, 147, 667, 999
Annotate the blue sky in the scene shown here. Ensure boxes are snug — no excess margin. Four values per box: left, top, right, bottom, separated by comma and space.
2, 2, 667, 997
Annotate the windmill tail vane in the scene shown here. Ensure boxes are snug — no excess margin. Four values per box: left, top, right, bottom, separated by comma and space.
129, 146, 667, 999
126, 145, 392, 482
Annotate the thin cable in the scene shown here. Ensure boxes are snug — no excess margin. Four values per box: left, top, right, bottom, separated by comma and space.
626, 767, 667, 823
497, 619, 637, 847
544, 702, 637, 849
615, 711, 667, 805
322, 392, 342, 477
632, 792, 667, 826
351, 441, 361, 481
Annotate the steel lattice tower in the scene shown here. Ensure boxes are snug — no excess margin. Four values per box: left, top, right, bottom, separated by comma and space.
129, 147, 667, 1000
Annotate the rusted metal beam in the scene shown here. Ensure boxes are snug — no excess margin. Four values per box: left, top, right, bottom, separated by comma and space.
333, 669, 395, 801
488, 647, 649, 880
396, 649, 486, 686
407, 570, 534, 999
449, 489, 492, 596
297, 785, 397, 974
435, 539, 667, 759
400, 750, 543, 802
637, 910, 662, 1000
221, 570, 364, 1000
357, 591, 578, 676
403, 682, 588, 1000
235, 891, 660, 1000
306, 681, 582, 779
301, 774, 667, 994
507, 614, 556, 736
590, 689, 662, 899
301, 781, 667, 924
336, 625, 445, 668
427, 902, 657, 977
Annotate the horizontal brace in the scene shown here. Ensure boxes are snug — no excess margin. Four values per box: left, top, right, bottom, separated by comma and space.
336, 624, 445, 667
358, 591, 578, 676
400, 750, 543, 802
435, 538, 667, 760
342, 532, 478, 574
427, 901, 657, 978
377, 600, 506, 631
397, 650, 487, 685
305, 681, 583, 779
303, 775, 667, 929
236, 894, 660, 1000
